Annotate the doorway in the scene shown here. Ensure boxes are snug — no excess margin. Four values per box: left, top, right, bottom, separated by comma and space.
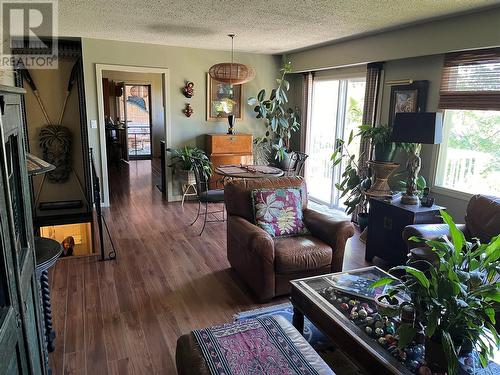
95, 64, 172, 206
117, 84, 153, 159
305, 76, 366, 209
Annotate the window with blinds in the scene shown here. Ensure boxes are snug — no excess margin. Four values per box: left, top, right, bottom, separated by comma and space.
439, 48, 500, 110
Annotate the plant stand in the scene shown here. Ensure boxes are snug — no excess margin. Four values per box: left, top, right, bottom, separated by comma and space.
365, 161, 399, 198
181, 183, 197, 206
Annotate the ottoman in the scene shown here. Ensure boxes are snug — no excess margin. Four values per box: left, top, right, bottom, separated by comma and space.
176, 315, 334, 374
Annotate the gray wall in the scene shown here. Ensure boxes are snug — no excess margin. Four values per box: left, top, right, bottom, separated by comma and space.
378, 55, 468, 219
284, 7, 500, 219
287, 7, 500, 72
81, 38, 280, 200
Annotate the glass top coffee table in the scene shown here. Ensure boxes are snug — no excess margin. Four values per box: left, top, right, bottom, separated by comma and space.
291, 267, 416, 375
291, 267, 499, 375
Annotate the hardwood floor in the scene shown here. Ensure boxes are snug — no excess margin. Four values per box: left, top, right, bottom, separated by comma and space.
48, 160, 369, 375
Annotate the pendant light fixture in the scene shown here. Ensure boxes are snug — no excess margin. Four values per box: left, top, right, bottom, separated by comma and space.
209, 34, 255, 85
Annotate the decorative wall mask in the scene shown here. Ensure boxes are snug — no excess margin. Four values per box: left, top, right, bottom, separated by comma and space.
184, 103, 193, 117
183, 81, 194, 98
39, 125, 72, 182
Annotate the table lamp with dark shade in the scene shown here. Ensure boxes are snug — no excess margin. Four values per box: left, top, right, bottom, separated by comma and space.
391, 112, 443, 205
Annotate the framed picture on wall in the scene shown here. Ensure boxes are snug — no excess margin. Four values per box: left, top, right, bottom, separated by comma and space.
388, 80, 429, 126
206, 74, 243, 121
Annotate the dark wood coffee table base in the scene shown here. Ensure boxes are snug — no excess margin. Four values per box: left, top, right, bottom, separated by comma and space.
291, 283, 411, 375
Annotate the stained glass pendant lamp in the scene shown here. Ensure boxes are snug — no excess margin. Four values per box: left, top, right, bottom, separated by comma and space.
209, 34, 255, 85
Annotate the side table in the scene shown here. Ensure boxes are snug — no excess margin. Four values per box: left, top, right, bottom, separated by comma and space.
34, 236, 62, 370
365, 197, 444, 265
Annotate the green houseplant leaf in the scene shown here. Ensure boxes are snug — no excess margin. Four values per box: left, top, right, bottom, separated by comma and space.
370, 276, 396, 288
167, 146, 212, 181
248, 62, 300, 162
397, 323, 417, 349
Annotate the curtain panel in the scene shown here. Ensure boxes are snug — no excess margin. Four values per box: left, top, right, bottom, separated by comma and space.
300, 72, 314, 154
353, 62, 383, 221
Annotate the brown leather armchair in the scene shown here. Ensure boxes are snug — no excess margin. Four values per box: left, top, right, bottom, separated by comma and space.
224, 176, 355, 302
403, 194, 500, 249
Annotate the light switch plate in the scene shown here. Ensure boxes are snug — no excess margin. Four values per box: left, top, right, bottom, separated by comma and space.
90, 120, 97, 129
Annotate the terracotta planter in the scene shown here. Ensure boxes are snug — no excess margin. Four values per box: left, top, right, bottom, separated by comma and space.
365, 161, 399, 197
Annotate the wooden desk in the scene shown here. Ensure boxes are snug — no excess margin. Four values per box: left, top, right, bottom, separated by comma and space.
365, 197, 445, 265
206, 134, 253, 188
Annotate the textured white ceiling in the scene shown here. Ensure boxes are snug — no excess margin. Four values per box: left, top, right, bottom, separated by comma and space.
58, 0, 500, 54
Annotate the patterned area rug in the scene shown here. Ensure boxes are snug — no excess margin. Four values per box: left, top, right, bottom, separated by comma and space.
235, 302, 364, 375
193, 316, 323, 374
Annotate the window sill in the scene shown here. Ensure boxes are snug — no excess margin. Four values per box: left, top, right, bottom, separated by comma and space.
431, 185, 474, 201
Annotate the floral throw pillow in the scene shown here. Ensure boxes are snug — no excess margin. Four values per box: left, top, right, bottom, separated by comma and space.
251, 188, 308, 237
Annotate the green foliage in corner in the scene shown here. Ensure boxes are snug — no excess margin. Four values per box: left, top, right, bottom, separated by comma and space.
167, 146, 212, 180
374, 210, 500, 374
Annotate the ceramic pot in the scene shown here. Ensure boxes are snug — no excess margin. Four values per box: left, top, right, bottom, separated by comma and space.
374, 142, 396, 162
375, 294, 401, 317
278, 150, 296, 171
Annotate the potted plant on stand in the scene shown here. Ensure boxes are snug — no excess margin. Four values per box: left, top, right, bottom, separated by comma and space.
167, 146, 212, 191
248, 62, 300, 166
373, 210, 500, 374
358, 124, 397, 162
358, 124, 400, 198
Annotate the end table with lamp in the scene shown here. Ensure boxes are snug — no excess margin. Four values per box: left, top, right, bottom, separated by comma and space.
365, 112, 445, 264
390, 112, 443, 205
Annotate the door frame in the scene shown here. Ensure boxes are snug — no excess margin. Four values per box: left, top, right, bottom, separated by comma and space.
95, 64, 172, 206
120, 82, 153, 160
305, 76, 365, 209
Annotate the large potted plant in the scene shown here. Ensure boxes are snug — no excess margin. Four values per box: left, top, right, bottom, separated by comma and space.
248, 62, 300, 164
373, 210, 500, 374
359, 124, 397, 162
167, 146, 212, 185
331, 131, 371, 229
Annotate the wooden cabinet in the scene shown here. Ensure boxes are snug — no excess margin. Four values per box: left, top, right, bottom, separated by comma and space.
365, 197, 445, 265
206, 134, 253, 188
0, 85, 45, 374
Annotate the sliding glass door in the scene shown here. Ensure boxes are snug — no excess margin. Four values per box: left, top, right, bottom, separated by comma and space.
306, 77, 366, 208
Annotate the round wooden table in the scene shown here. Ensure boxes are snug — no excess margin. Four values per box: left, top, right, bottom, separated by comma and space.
215, 164, 284, 179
